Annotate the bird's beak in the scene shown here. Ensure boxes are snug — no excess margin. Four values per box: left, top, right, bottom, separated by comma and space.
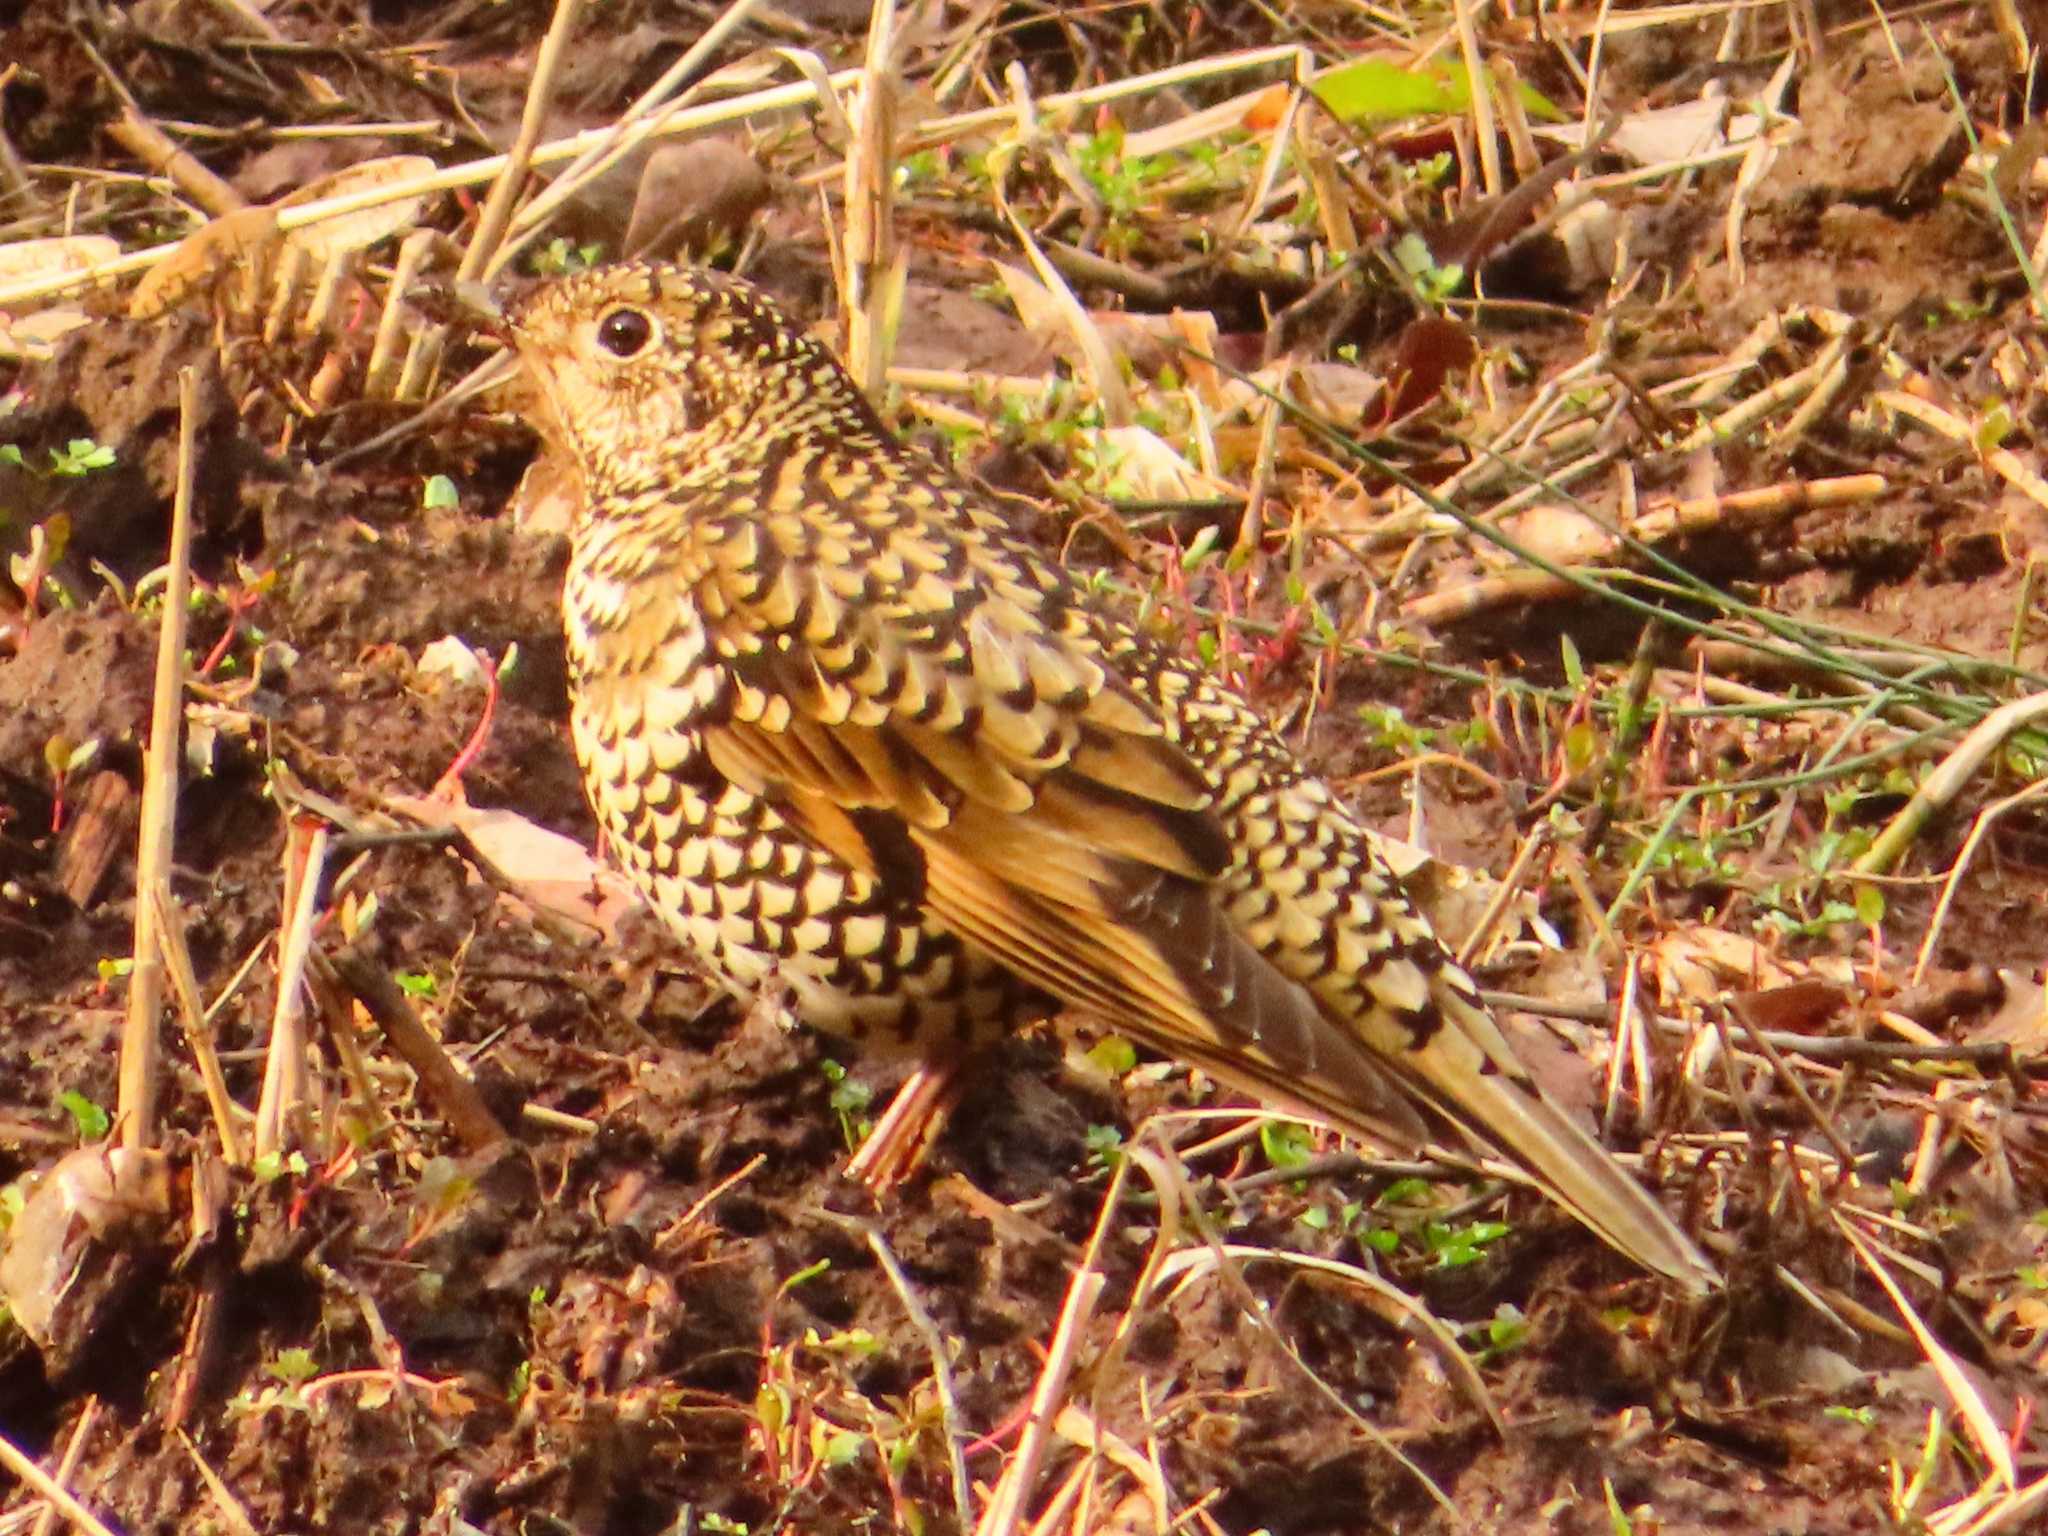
415, 279, 516, 343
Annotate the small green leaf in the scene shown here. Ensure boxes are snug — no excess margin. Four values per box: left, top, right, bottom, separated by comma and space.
1312, 59, 1467, 123
57, 1090, 110, 1141
1560, 632, 1586, 690
266, 1347, 319, 1385
421, 474, 460, 509
782, 1258, 831, 1291
1377, 1176, 1432, 1206
1485, 1303, 1528, 1353
396, 970, 438, 998
1086, 1035, 1137, 1075
1602, 1478, 1633, 1536
1259, 1119, 1315, 1172
1313, 57, 1563, 124
1423, 1218, 1511, 1268
50, 439, 115, 477
1853, 882, 1886, 927
825, 1069, 872, 1118
1392, 231, 1439, 279
1085, 1123, 1125, 1169
1564, 721, 1598, 771
1181, 524, 1222, 571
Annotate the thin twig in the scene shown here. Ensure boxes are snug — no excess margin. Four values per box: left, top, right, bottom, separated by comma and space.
174, 1432, 260, 1536
24, 1400, 99, 1536
0, 1428, 122, 1536
321, 944, 510, 1152
149, 883, 246, 1165
489, 0, 776, 276
1856, 689, 2048, 875
861, 1226, 972, 1532
118, 365, 198, 1153
974, 1158, 1122, 1536
1727, 995, 1860, 1175
456, 0, 587, 281
253, 819, 330, 1160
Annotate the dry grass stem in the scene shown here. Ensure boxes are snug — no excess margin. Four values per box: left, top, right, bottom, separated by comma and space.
841, 0, 905, 400
974, 1155, 1124, 1536
1452, 0, 1503, 198
456, 0, 587, 282
172, 1433, 259, 1536
253, 820, 330, 1160
861, 1224, 973, 1532
149, 883, 246, 1165
1839, 1218, 2017, 1489
117, 365, 198, 1153
0, 1428, 121, 1536
490, 0, 777, 270
105, 112, 246, 217
321, 945, 509, 1153
1855, 689, 2048, 875
23, 1401, 98, 1536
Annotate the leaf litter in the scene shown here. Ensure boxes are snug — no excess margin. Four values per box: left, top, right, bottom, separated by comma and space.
2, 2, 2048, 1533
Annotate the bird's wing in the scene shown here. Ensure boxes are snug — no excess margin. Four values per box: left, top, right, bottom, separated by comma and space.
688, 506, 1423, 1126
689, 505, 1715, 1290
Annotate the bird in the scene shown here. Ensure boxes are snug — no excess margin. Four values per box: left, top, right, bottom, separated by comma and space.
498, 260, 1718, 1295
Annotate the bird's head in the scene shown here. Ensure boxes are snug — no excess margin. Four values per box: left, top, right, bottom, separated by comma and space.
504, 262, 880, 499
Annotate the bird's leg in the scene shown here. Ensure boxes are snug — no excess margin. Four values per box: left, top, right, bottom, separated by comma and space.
843, 1057, 967, 1190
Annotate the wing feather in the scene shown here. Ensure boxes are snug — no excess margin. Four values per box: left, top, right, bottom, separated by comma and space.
691, 522, 1323, 1066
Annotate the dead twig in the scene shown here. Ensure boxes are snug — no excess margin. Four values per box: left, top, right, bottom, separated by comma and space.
149, 883, 246, 1165
860, 1224, 972, 1533
1855, 689, 2048, 876
24, 1399, 99, 1536
320, 944, 510, 1153
174, 1432, 260, 1536
0, 1426, 122, 1536
252, 819, 330, 1160
973, 1155, 1121, 1536
118, 366, 198, 1154
840, 0, 905, 401
105, 110, 245, 217
456, 0, 587, 281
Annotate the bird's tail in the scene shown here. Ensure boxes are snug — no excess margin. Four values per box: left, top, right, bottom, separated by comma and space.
1398, 981, 1719, 1295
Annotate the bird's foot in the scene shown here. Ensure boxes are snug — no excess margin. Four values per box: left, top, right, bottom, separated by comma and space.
843, 1059, 965, 1190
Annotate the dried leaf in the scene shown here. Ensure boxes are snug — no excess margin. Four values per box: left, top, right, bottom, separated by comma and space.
0, 1146, 172, 1345
383, 793, 641, 944
1380, 314, 1477, 421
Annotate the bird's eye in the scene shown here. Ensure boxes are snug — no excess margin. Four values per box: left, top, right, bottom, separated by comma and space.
596, 307, 654, 358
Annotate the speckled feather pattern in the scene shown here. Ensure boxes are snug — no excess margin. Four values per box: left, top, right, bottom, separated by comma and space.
507, 263, 1716, 1292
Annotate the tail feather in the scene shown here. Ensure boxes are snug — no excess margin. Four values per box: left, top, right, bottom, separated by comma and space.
1396, 983, 1718, 1295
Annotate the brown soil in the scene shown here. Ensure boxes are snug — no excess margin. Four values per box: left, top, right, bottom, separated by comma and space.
2, 3, 2047, 1534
